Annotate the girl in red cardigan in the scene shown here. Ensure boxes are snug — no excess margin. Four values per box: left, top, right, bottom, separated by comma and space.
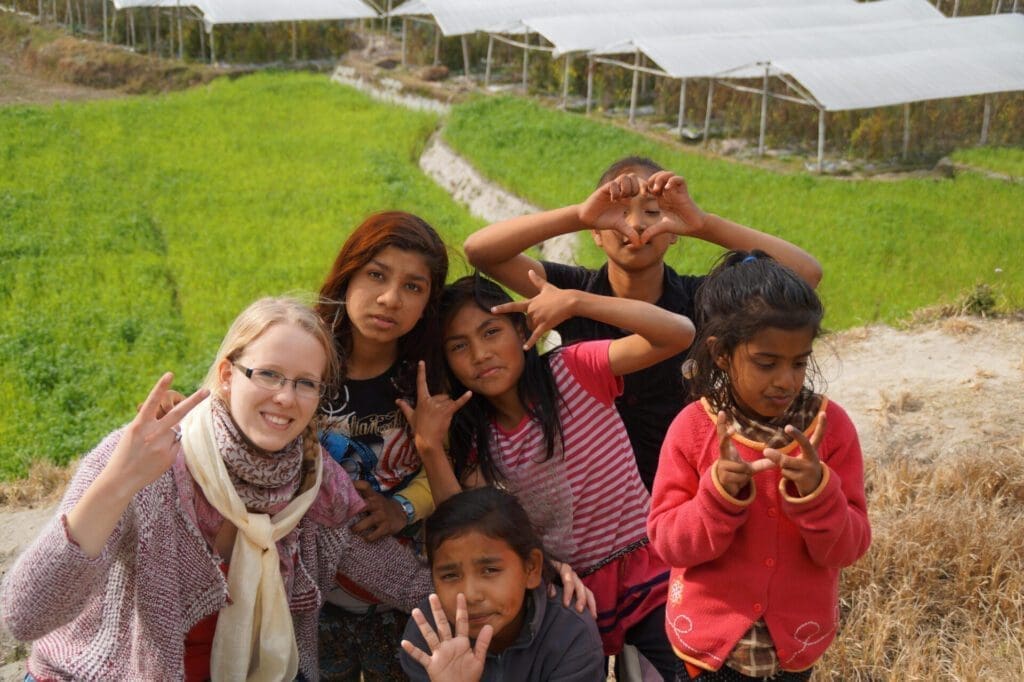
647, 251, 871, 681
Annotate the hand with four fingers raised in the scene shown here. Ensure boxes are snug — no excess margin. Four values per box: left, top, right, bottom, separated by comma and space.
714, 411, 776, 500
764, 412, 827, 497
401, 593, 491, 682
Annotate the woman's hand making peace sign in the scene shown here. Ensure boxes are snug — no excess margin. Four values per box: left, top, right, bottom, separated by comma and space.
67, 373, 208, 557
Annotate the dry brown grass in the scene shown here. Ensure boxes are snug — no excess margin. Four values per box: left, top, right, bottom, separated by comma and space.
0, 459, 73, 507
817, 446, 1024, 680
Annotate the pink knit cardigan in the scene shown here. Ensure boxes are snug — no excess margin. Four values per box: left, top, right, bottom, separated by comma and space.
0, 429, 432, 681
647, 399, 871, 673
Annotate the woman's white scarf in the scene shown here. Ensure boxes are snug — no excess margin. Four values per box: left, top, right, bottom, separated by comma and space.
181, 397, 322, 682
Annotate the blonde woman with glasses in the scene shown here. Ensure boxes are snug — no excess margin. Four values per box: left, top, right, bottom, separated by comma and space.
1, 297, 431, 682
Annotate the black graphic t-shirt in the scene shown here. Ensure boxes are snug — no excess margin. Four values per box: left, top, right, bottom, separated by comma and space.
542, 261, 703, 492
321, 365, 420, 493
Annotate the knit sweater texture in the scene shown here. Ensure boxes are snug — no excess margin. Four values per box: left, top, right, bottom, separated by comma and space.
647, 399, 871, 672
0, 428, 432, 681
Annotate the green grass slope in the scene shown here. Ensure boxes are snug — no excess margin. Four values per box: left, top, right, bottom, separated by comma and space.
951, 146, 1024, 179
445, 96, 1024, 329
0, 72, 480, 478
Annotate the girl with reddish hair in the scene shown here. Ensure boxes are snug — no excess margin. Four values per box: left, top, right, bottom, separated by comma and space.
315, 211, 451, 681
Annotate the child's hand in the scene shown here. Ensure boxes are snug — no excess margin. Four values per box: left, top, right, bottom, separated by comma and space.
549, 560, 597, 618
491, 270, 576, 351
641, 171, 708, 243
714, 411, 775, 499
764, 412, 826, 497
351, 482, 408, 541
397, 361, 472, 450
401, 593, 491, 682
577, 173, 646, 246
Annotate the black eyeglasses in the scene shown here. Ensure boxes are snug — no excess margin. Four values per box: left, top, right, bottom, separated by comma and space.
231, 362, 325, 400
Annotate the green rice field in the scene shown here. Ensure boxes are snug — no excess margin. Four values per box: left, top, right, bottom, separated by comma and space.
0, 72, 480, 478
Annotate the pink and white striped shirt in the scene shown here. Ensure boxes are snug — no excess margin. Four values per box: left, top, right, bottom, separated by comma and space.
488, 340, 651, 574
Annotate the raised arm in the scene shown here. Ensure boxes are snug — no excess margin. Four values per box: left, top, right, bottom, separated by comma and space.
464, 176, 652, 296
493, 270, 694, 377
644, 171, 823, 287
463, 206, 579, 297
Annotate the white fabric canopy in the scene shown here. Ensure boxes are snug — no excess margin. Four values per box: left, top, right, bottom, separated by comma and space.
114, 0, 378, 24
777, 41, 1024, 111
198, 0, 377, 26
629, 13, 1024, 110
539, 0, 941, 58
392, 0, 749, 37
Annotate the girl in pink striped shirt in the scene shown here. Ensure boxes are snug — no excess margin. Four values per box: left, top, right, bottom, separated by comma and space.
400, 273, 694, 680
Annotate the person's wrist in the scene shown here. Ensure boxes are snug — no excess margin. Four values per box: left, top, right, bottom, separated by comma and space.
392, 494, 416, 524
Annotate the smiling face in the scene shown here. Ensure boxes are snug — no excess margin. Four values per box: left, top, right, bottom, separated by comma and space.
716, 326, 815, 420
443, 303, 526, 413
431, 530, 542, 653
219, 323, 326, 452
344, 246, 432, 359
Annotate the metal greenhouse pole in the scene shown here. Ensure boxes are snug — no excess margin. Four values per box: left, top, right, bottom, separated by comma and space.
561, 54, 570, 109
401, 18, 407, 66
817, 107, 826, 173
484, 34, 493, 86
677, 78, 687, 135
758, 63, 770, 156
981, 94, 993, 144
905, 103, 917, 160
522, 30, 530, 91
176, 1, 183, 59
628, 50, 640, 125
432, 22, 440, 65
703, 78, 715, 148
461, 35, 471, 79
586, 56, 594, 114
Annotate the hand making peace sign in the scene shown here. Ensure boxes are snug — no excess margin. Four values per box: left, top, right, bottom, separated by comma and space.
111, 373, 208, 496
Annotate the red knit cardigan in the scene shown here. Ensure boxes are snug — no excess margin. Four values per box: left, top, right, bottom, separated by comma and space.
647, 398, 871, 673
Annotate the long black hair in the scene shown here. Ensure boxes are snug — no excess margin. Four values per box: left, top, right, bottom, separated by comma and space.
440, 275, 564, 486
425, 487, 552, 583
686, 250, 825, 405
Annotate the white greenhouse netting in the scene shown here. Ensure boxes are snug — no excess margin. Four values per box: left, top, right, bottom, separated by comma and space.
777, 41, 1024, 111
112, 0, 377, 24
198, 0, 377, 26
538, 0, 942, 58
631, 13, 1024, 87
391, 0, 750, 37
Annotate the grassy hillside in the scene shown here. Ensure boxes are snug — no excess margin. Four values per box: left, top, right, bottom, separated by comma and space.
0, 72, 480, 478
951, 146, 1024, 179
444, 96, 1024, 329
